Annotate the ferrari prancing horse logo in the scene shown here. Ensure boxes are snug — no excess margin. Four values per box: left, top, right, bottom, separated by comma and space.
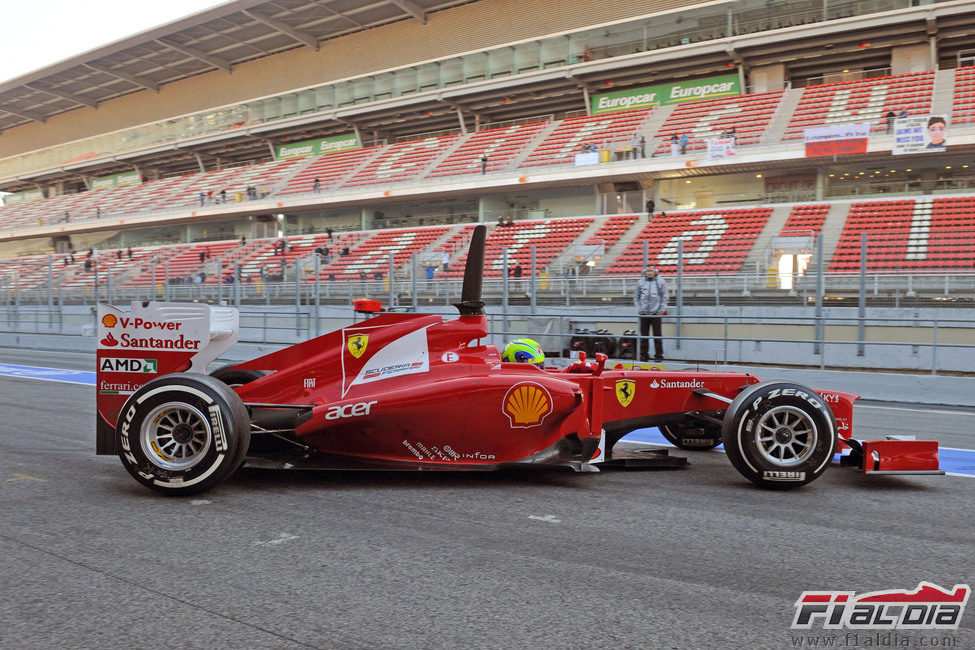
347, 334, 369, 358
616, 380, 635, 407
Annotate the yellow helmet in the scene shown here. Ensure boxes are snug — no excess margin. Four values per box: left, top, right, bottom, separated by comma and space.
502, 338, 545, 366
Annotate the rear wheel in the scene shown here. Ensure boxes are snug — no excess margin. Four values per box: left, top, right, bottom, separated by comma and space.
721, 381, 836, 489
116, 373, 251, 496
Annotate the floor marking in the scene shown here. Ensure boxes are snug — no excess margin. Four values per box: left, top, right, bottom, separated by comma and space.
5, 473, 46, 482
857, 404, 975, 417
527, 514, 561, 524
622, 428, 975, 478
0, 363, 95, 386
254, 533, 298, 546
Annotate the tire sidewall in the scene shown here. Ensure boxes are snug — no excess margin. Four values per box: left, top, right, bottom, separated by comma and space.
721, 381, 837, 489
116, 373, 250, 496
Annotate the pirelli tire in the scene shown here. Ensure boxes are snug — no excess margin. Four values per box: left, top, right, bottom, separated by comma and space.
115, 373, 251, 496
721, 381, 837, 489
659, 420, 723, 450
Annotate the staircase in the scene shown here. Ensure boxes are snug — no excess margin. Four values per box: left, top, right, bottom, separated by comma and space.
744, 204, 794, 271
930, 68, 956, 116
759, 87, 804, 146
547, 217, 604, 273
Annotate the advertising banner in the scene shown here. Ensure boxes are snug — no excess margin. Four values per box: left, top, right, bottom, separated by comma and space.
591, 74, 740, 114
804, 123, 870, 157
275, 133, 360, 159
574, 152, 600, 166
2, 188, 44, 205
892, 115, 948, 155
91, 171, 142, 191
706, 137, 736, 160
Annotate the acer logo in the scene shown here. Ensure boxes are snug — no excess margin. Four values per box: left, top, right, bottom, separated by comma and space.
324, 400, 377, 420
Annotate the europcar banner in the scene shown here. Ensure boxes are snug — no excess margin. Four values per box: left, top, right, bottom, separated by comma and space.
591, 74, 741, 114
893, 115, 948, 155
2, 188, 44, 205
275, 133, 360, 159
91, 171, 142, 191
804, 123, 870, 157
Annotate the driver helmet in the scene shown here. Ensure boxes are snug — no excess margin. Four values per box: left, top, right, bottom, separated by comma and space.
502, 338, 545, 367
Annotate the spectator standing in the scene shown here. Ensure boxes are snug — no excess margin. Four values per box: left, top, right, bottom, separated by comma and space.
634, 265, 668, 362
313, 178, 320, 193
884, 110, 896, 134
220, 189, 227, 203
646, 198, 655, 218
480, 155, 488, 174
199, 249, 206, 263
631, 136, 640, 159
639, 136, 646, 158
116, 249, 122, 261
679, 133, 689, 155
670, 135, 680, 157
95, 206, 101, 219
199, 192, 205, 206
442, 250, 450, 272
127, 247, 133, 260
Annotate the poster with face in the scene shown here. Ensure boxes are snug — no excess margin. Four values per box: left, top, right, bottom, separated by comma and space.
893, 114, 947, 154
925, 115, 947, 150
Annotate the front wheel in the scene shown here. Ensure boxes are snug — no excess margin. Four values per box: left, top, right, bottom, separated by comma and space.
721, 381, 837, 489
116, 373, 251, 496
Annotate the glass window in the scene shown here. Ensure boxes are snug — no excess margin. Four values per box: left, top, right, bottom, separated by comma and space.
418, 63, 439, 91
463, 53, 486, 82
441, 59, 463, 87
488, 47, 514, 79
395, 67, 418, 95
515, 41, 540, 74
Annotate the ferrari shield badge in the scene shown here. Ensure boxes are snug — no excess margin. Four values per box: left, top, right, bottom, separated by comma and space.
616, 379, 635, 407
347, 334, 369, 358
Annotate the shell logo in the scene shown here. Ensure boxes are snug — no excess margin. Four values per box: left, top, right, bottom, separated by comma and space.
502, 382, 553, 428
102, 314, 118, 328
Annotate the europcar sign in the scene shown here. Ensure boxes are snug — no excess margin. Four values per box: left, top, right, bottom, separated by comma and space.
275, 133, 361, 159
591, 74, 741, 114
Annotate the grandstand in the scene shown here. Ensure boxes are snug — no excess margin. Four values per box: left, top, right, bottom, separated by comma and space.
3, 0, 975, 302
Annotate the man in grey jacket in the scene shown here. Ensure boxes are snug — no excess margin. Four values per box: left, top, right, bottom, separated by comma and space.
634, 265, 668, 361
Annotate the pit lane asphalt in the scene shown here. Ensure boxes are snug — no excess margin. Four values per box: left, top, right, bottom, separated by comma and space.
0, 348, 973, 649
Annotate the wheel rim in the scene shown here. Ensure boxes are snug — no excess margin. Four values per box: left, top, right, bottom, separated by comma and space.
754, 405, 817, 467
141, 402, 212, 471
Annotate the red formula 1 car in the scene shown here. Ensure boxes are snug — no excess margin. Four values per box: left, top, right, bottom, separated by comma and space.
94, 226, 944, 496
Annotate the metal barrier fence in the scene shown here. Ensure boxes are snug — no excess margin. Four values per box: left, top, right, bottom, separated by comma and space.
2, 303, 974, 376
5, 268, 975, 310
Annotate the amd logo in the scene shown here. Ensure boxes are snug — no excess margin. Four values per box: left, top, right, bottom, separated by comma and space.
100, 357, 158, 373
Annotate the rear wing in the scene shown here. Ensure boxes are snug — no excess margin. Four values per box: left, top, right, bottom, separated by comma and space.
95, 301, 239, 454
